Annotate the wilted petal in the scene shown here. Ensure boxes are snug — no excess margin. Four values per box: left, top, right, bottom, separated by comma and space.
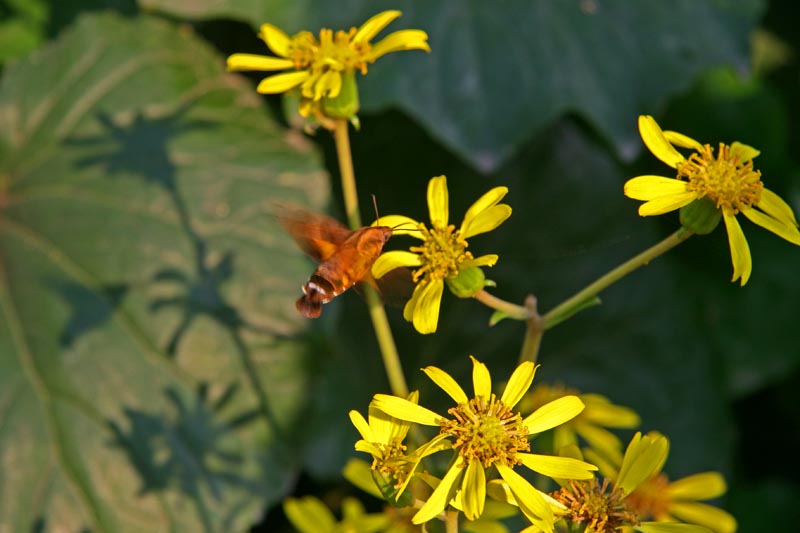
722, 212, 752, 285
639, 115, 685, 168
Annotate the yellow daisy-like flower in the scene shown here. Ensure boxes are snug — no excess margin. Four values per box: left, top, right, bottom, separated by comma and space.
372, 175, 512, 334
520, 385, 640, 464
555, 432, 734, 533
372, 356, 597, 531
624, 115, 800, 285
226, 11, 429, 117
349, 391, 450, 502
283, 495, 389, 533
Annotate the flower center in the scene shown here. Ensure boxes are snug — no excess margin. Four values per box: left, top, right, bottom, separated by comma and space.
552, 479, 639, 533
440, 394, 529, 468
410, 224, 473, 283
623, 473, 671, 520
288, 28, 372, 74
372, 439, 410, 488
677, 143, 762, 215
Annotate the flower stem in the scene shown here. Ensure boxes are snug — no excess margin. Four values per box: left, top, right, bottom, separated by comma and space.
473, 289, 530, 320
518, 295, 543, 364
445, 510, 459, 533
332, 119, 409, 397
541, 228, 693, 329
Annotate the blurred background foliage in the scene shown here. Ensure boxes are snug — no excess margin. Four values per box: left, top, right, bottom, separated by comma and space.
0, 0, 798, 531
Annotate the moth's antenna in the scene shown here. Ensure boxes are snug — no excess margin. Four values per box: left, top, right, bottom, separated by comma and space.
372, 194, 381, 224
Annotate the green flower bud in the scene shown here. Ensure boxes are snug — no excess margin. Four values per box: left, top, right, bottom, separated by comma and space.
680, 197, 722, 235
322, 71, 360, 119
446, 266, 486, 298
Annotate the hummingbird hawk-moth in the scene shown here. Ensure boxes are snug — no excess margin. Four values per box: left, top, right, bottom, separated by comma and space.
277, 207, 394, 318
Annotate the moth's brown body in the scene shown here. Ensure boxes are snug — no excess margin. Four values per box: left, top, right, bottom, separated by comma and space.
278, 207, 392, 318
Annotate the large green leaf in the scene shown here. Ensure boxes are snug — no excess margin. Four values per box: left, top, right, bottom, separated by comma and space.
0, 12, 327, 531
138, 0, 763, 172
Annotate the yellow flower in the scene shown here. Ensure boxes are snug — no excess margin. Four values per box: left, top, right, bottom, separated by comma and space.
554, 432, 735, 533
283, 495, 389, 533
624, 115, 800, 285
226, 11, 429, 117
372, 356, 597, 531
372, 175, 512, 334
520, 385, 640, 464
349, 391, 450, 503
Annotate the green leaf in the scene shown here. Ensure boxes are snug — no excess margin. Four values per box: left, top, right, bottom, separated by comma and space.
140, 0, 763, 172
0, 12, 326, 531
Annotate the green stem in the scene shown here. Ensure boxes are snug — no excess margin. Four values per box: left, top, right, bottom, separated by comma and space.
332, 119, 409, 397
473, 289, 530, 320
518, 295, 543, 364
445, 510, 459, 533
542, 227, 694, 330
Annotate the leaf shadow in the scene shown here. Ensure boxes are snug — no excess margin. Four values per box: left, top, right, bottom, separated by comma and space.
49, 280, 128, 348
107, 383, 263, 531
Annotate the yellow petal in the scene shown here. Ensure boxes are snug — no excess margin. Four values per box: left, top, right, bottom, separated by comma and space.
368, 29, 431, 61
372, 394, 441, 426
354, 440, 382, 456
412, 279, 444, 334
624, 175, 689, 201
730, 141, 760, 163
574, 423, 624, 463
412, 464, 463, 524
427, 175, 449, 228
518, 453, 597, 480
226, 53, 294, 72
469, 355, 492, 399
742, 206, 800, 246
403, 283, 423, 322
500, 362, 536, 409
522, 396, 585, 435
461, 254, 498, 268
313, 70, 342, 100
616, 432, 669, 495
638, 191, 698, 216
669, 502, 737, 533
496, 465, 554, 529
372, 250, 422, 279
462, 187, 509, 227
758, 187, 799, 227
638, 115, 685, 168
663, 130, 704, 151
634, 523, 713, 533
461, 204, 513, 239
373, 215, 425, 238
422, 365, 469, 404
462, 460, 486, 520
284, 497, 336, 533
348, 410, 374, 442
256, 70, 310, 94
668, 472, 726, 500
258, 23, 292, 57
722, 212, 752, 285
353, 10, 402, 44
580, 394, 641, 427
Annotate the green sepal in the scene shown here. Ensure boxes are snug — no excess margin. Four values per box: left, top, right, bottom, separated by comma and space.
322, 70, 360, 119
679, 197, 722, 235
372, 470, 414, 507
446, 266, 486, 298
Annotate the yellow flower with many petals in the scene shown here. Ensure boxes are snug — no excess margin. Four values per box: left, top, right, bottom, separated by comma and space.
372, 356, 597, 531
554, 432, 735, 533
624, 115, 800, 285
520, 385, 640, 465
372, 175, 512, 334
226, 11, 429, 118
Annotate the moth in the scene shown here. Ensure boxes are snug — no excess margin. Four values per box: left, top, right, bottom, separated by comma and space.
277, 206, 394, 318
